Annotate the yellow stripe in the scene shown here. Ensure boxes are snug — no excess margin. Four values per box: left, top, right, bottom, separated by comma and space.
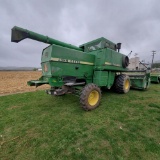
105, 62, 111, 65
105, 62, 120, 67
80, 61, 94, 65
51, 58, 59, 61
113, 64, 120, 67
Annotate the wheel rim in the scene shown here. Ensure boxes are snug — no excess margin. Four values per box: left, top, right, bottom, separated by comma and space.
124, 79, 130, 90
88, 90, 99, 106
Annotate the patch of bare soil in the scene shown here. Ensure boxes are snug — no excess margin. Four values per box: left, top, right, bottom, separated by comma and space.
0, 71, 50, 95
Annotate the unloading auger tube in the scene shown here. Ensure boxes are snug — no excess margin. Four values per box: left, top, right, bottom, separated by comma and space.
11, 26, 83, 51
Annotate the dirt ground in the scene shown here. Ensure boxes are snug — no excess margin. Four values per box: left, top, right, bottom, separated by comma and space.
0, 71, 50, 96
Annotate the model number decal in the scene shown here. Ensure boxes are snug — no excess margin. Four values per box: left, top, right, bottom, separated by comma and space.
51, 58, 94, 65
58, 58, 80, 64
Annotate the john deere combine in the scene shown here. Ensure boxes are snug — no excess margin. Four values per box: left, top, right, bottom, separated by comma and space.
11, 26, 150, 110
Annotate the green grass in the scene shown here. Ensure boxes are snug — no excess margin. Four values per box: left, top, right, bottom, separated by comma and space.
0, 84, 160, 160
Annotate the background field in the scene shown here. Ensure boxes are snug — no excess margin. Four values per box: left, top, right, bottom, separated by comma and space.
0, 82, 160, 159
0, 71, 49, 95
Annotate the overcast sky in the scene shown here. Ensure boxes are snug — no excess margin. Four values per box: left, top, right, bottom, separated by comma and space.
0, 0, 160, 67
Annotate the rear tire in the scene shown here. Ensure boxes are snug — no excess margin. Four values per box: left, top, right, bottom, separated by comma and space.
114, 74, 130, 93
80, 83, 101, 111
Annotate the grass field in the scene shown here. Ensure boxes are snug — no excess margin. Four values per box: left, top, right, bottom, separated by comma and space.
0, 84, 160, 160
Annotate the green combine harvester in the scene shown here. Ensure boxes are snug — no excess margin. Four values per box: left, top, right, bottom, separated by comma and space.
11, 26, 150, 110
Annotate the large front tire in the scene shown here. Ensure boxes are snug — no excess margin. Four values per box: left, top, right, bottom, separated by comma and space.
114, 74, 130, 93
80, 84, 101, 111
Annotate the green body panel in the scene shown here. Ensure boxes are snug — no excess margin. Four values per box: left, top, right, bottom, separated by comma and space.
93, 71, 115, 88
128, 72, 150, 90
150, 74, 160, 83
93, 71, 108, 86
130, 78, 149, 90
89, 48, 127, 71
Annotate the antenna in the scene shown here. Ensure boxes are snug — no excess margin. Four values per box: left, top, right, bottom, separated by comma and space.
134, 53, 138, 57
127, 51, 132, 57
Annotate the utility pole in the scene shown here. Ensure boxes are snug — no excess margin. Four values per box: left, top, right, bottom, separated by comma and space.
134, 53, 138, 70
151, 50, 156, 70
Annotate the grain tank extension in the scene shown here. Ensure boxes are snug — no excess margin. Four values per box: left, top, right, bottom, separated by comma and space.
11, 26, 150, 111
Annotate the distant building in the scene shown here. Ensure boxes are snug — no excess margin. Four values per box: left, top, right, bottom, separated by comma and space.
128, 57, 139, 70
38, 68, 42, 71
128, 57, 150, 70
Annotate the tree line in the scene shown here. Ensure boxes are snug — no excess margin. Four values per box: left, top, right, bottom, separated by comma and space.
153, 63, 160, 68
